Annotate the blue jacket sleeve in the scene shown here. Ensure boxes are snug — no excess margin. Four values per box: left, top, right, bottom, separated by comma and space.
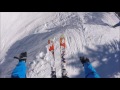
84, 62, 100, 78
11, 61, 27, 78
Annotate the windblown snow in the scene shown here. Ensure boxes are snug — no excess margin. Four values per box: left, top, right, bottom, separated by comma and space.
0, 12, 120, 78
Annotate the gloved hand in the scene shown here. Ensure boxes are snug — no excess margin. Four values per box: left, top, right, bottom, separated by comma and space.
14, 52, 27, 62
80, 56, 90, 65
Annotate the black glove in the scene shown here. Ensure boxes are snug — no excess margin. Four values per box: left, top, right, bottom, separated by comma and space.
19, 52, 27, 62
14, 52, 27, 62
80, 56, 89, 65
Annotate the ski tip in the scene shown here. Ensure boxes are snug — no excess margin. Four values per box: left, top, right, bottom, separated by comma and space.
60, 34, 64, 37
48, 39, 50, 44
48, 38, 52, 43
60, 34, 65, 38
48, 38, 54, 45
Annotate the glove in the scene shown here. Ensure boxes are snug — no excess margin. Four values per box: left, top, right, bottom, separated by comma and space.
14, 52, 27, 62
80, 56, 90, 65
19, 52, 27, 62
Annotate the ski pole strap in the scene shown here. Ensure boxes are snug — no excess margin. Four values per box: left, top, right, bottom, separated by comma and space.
14, 57, 19, 59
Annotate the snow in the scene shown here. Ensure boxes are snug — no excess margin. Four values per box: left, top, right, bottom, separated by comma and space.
0, 12, 120, 78
91, 60, 101, 68
36, 52, 45, 59
113, 72, 120, 78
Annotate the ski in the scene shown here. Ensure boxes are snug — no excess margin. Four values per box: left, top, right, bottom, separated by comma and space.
48, 38, 56, 78
60, 35, 69, 78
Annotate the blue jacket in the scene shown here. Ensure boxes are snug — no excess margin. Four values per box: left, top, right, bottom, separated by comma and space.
84, 62, 100, 78
11, 61, 27, 78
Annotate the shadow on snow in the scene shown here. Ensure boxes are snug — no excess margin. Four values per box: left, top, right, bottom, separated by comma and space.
84, 12, 111, 27
0, 25, 69, 77
67, 39, 120, 78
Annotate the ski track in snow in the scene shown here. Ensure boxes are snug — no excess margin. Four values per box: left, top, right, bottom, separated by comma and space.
0, 12, 120, 78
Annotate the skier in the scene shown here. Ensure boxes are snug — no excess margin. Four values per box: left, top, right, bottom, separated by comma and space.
11, 52, 27, 78
11, 52, 100, 78
80, 56, 100, 78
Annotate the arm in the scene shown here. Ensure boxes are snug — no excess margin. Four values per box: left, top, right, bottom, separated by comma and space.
11, 61, 26, 78
84, 62, 100, 78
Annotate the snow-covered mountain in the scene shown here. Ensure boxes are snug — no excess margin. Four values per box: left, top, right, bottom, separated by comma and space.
0, 12, 120, 78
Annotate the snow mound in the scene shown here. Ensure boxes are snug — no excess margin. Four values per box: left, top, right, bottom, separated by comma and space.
114, 72, 120, 78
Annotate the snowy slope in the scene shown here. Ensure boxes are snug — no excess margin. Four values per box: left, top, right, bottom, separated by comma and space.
0, 12, 119, 78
